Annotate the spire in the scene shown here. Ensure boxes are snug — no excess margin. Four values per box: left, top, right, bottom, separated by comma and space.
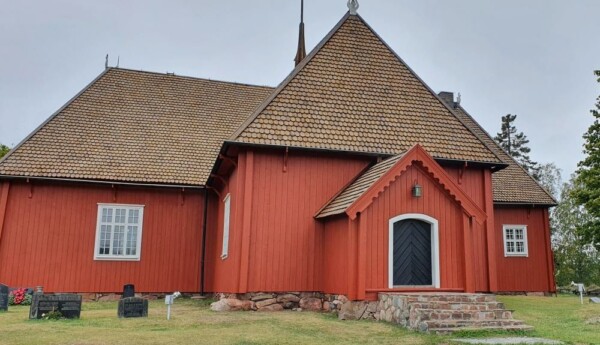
294, 0, 306, 66
347, 0, 359, 15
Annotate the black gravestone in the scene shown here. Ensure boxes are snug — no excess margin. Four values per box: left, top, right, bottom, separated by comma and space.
122, 284, 135, 299
29, 294, 82, 319
0, 283, 8, 311
118, 297, 148, 318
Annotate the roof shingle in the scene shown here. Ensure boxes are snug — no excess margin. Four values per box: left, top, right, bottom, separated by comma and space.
0, 68, 274, 185
232, 14, 502, 164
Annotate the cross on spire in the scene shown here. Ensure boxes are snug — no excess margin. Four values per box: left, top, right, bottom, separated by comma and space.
347, 0, 359, 15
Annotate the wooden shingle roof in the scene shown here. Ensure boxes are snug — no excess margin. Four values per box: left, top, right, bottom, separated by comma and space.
450, 103, 556, 205
316, 144, 488, 222
0, 68, 274, 185
231, 14, 503, 165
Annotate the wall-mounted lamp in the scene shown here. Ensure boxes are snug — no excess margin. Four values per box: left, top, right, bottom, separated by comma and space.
412, 183, 422, 198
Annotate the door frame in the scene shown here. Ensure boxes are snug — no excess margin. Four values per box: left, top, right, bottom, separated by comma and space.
388, 213, 440, 288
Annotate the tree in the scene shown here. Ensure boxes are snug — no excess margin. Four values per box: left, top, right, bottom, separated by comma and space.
0, 144, 9, 159
537, 162, 562, 202
572, 70, 600, 250
553, 174, 600, 286
494, 114, 540, 179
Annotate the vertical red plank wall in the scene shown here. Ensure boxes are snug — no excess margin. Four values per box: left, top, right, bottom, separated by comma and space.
0, 181, 204, 293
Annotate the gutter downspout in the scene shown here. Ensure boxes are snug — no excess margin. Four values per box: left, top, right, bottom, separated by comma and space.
200, 188, 209, 296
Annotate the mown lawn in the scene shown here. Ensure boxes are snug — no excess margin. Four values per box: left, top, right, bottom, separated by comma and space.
0, 299, 440, 345
498, 294, 600, 345
0, 295, 597, 345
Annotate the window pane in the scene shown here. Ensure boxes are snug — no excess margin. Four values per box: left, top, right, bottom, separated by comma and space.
505, 229, 514, 240
99, 225, 111, 255
516, 229, 523, 240
128, 209, 139, 224
516, 242, 524, 253
126, 226, 138, 255
507, 242, 514, 253
115, 209, 126, 223
113, 225, 125, 255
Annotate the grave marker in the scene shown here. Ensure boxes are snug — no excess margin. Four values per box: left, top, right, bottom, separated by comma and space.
118, 297, 148, 318
0, 284, 8, 311
29, 294, 82, 319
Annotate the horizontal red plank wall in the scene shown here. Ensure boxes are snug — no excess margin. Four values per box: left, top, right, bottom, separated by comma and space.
362, 164, 466, 292
322, 215, 350, 295
494, 207, 553, 292
246, 149, 371, 292
0, 180, 203, 293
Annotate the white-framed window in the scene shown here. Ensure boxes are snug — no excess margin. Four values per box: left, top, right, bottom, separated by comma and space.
503, 225, 528, 257
94, 204, 144, 261
221, 194, 231, 260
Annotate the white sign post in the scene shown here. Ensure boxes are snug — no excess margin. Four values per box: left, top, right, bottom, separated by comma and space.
165, 291, 181, 320
577, 284, 585, 305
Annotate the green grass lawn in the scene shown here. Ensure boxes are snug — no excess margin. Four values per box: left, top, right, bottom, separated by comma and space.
498, 294, 600, 345
0, 295, 597, 345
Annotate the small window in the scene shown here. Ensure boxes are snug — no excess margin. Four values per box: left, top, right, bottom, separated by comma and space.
221, 194, 231, 260
95, 204, 144, 261
503, 225, 528, 257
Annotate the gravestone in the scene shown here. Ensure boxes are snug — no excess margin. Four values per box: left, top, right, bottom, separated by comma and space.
590, 297, 600, 304
29, 294, 82, 319
118, 297, 148, 318
122, 284, 135, 299
0, 283, 8, 311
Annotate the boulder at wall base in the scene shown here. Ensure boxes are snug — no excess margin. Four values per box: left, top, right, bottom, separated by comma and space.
210, 298, 255, 312
276, 294, 301, 303
299, 297, 322, 311
250, 293, 274, 301
338, 301, 369, 320
257, 304, 284, 312
255, 298, 277, 309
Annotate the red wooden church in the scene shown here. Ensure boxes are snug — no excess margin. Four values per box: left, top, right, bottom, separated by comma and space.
0, 9, 556, 300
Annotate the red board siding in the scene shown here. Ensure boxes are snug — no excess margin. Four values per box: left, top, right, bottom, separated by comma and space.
247, 150, 370, 292
361, 164, 467, 293
0, 181, 204, 293
207, 149, 371, 293
494, 207, 554, 292
322, 215, 350, 295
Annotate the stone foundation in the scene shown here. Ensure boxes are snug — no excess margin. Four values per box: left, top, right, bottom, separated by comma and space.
78, 292, 199, 302
210, 292, 349, 312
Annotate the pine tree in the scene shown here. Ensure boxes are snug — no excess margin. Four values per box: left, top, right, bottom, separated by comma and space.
494, 114, 540, 179
572, 70, 600, 250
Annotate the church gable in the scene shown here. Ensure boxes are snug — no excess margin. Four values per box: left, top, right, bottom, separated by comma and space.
232, 14, 501, 164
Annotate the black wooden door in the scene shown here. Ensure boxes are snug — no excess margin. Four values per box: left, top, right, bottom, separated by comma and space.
392, 219, 432, 286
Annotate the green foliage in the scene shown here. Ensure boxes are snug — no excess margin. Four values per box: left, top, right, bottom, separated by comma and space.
494, 114, 540, 179
0, 144, 9, 159
41, 308, 63, 320
537, 162, 562, 202
553, 174, 600, 286
572, 70, 600, 250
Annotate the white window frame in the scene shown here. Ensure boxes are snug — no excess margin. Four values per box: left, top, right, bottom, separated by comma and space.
94, 203, 145, 261
388, 213, 440, 289
503, 224, 529, 257
221, 194, 231, 260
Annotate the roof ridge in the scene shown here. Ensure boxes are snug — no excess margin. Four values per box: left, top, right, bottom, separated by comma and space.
229, 13, 503, 165
355, 17, 505, 165
0, 68, 112, 167
454, 104, 557, 204
228, 12, 353, 141
108, 67, 275, 90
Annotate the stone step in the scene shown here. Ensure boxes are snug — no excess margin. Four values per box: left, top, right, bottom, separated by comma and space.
402, 294, 497, 304
411, 308, 513, 322
420, 319, 528, 331
429, 324, 534, 335
409, 301, 506, 311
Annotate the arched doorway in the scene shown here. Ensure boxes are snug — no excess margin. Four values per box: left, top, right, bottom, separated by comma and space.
388, 214, 440, 288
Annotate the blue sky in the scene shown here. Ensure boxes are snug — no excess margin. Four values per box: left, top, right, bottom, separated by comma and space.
1, 0, 598, 178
